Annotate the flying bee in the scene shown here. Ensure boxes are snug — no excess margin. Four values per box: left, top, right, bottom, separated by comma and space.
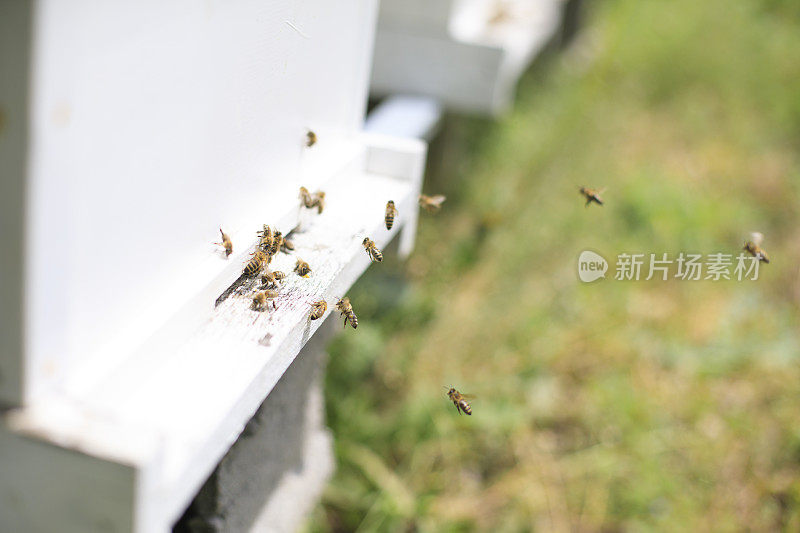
309, 300, 327, 320
362, 237, 383, 262
445, 387, 474, 416
281, 238, 295, 253
579, 187, 605, 207
419, 194, 446, 212
743, 232, 770, 263
243, 250, 268, 277
299, 187, 314, 208
252, 289, 278, 311
295, 258, 312, 277
306, 130, 317, 147
335, 297, 357, 329
312, 191, 325, 214
215, 228, 233, 257
385, 200, 398, 230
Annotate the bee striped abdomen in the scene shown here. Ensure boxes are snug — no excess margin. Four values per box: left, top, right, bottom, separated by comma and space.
385, 201, 397, 230
244, 255, 264, 277
269, 231, 282, 257
335, 297, 357, 329
295, 259, 311, 277
362, 238, 383, 263
310, 300, 327, 320
447, 388, 473, 416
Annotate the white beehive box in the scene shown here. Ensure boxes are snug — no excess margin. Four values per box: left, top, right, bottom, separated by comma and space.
371, 0, 565, 114
0, 1, 425, 531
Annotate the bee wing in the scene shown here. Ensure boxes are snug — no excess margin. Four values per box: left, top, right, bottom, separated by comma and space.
430, 195, 446, 206
749, 231, 764, 246
460, 394, 476, 400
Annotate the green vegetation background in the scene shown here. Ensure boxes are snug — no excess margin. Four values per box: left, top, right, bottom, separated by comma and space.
308, 0, 800, 530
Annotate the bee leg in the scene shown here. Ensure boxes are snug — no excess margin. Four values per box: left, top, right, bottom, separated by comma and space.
454, 403, 461, 415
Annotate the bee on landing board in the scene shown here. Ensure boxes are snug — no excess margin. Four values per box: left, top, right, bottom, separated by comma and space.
261, 269, 285, 288
252, 290, 278, 311
362, 237, 383, 263
445, 387, 473, 416
269, 230, 283, 257
579, 187, 605, 207
294, 258, 312, 277
309, 300, 327, 320
335, 297, 358, 329
311, 191, 325, 214
215, 228, 233, 257
299, 187, 314, 208
306, 130, 317, 147
244, 250, 268, 277
419, 194, 446, 213
743, 232, 770, 263
299, 187, 325, 213
281, 238, 295, 253
257, 225, 274, 253
385, 200, 398, 230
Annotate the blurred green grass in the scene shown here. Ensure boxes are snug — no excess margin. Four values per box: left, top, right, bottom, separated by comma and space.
306, 0, 800, 530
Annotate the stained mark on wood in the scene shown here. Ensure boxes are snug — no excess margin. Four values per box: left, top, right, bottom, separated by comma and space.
259, 333, 273, 347
215, 273, 249, 307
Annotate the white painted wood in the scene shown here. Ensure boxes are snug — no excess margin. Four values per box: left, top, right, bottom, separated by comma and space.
1, 136, 426, 532
0, 0, 432, 531
365, 95, 443, 141
371, 0, 565, 114
9, 0, 379, 405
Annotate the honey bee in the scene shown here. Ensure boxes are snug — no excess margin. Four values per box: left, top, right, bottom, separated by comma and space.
269, 230, 283, 257
445, 387, 473, 416
294, 258, 312, 277
362, 237, 383, 262
252, 289, 278, 311
312, 191, 325, 214
244, 250, 268, 277
418, 194, 446, 212
260, 269, 285, 288
306, 130, 317, 147
335, 297, 358, 329
216, 228, 233, 257
579, 187, 604, 207
299, 187, 314, 208
743, 232, 770, 263
385, 200, 398, 230
281, 238, 295, 253
257, 224, 274, 253
309, 300, 327, 320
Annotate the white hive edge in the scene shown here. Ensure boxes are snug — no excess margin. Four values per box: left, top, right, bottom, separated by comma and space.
371, 0, 565, 114
1, 133, 426, 533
